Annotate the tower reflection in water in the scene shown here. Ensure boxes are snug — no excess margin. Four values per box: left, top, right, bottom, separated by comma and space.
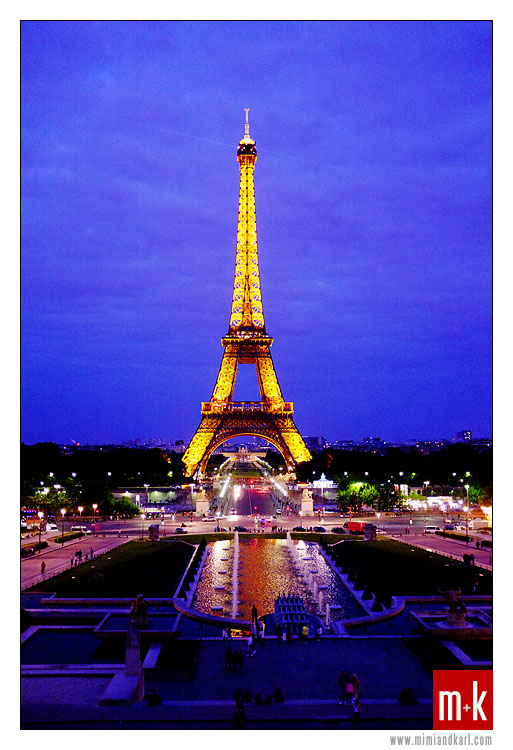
192, 538, 363, 623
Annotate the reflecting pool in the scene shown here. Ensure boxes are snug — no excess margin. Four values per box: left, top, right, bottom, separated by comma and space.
192, 537, 364, 622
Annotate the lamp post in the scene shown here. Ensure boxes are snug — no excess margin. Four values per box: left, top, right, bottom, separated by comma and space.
77, 506, 84, 538
140, 513, 146, 540
144, 484, 150, 506
464, 484, 470, 544
37, 511, 44, 551
376, 511, 381, 532
60, 508, 67, 544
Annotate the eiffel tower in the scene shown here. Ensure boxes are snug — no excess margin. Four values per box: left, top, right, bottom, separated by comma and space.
182, 110, 311, 478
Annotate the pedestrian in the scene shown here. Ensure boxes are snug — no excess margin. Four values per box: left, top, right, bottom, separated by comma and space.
70, 555, 74, 567
251, 604, 258, 622
234, 687, 244, 709
274, 687, 285, 703
222, 627, 229, 640
301, 623, 309, 641
247, 634, 255, 656
286, 623, 292, 644
237, 650, 244, 672
351, 696, 361, 726
351, 673, 361, 696
276, 623, 283, 644
40, 561, 46, 574
345, 680, 355, 705
243, 688, 253, 704
476, 540, 480, 550
234, 707, 246, 729
338, 670, 348, 704
224, 644, 233, 671
315, 624, 322, 641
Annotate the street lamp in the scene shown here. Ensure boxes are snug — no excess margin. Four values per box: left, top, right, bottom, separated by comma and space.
60, 507, 67, 544
78, 506, 84, 538
144, 484, 150, 506
376, 511, 381, 532
464, 484, 470, 544
140, 513, 146, 539
37, 511, 44, 551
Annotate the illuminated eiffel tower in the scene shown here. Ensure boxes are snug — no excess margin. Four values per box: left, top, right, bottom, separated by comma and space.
183, 110, 311, 478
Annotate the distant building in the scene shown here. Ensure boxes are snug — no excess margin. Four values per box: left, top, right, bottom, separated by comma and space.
455, 430, 472, 442
303, 436, 326, 451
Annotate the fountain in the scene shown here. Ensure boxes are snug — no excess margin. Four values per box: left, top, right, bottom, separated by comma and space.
231, 531, 240, 618
409, 590, 492, 639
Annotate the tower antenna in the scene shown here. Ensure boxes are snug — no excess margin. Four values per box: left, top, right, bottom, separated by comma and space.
244, 108, 250, 140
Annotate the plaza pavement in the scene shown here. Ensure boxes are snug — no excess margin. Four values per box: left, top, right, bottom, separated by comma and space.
21, 638, 433, 729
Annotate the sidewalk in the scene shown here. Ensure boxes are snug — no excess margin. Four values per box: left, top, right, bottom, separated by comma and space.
21, 536, 129, 591
390, 533, 492, 569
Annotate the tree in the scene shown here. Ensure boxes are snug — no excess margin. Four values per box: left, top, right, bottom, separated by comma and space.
337, 481, 378, 512
114, 498, 140, 517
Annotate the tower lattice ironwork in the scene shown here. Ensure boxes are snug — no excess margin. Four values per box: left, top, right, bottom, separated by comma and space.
183, 110, 311, 477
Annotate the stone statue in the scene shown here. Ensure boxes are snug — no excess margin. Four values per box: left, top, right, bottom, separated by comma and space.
441, 590, 467, 625
130, 593, 149, 628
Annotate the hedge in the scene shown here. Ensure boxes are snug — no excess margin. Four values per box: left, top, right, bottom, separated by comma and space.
435, 530, 472, 543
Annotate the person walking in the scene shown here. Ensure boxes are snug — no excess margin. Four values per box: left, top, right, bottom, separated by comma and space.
40, 560, 46, 574
351, 673, 361, 696
247, 634, 255, 656
351, 696, 361, 726
338, 670, 348, 704
251, 604, 258, 622
237, 650, 244, 672
234, 687, 244, 709
345, 679, 355, 705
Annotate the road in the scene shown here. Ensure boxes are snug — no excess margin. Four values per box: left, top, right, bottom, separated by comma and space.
21, 478, 492, 590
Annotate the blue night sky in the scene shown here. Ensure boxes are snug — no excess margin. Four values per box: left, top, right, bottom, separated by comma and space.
21, 20, 492, 446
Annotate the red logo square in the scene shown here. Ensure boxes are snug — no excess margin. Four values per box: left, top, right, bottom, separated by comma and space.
433, 670, 492, 730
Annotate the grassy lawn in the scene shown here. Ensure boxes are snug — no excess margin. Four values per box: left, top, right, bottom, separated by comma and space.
328, 539, 492, 598
27, 540, 196, 597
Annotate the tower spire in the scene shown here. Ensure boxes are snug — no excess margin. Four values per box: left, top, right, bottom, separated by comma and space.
244, 107, 251, 141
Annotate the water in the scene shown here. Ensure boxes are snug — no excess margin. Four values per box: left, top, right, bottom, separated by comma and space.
231, 531, 240, 618
193, 537, 364, 622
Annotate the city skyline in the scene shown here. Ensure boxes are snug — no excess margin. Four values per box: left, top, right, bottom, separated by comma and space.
21, 21, 492, 446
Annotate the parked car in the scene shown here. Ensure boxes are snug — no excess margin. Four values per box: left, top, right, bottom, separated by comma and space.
46, 523, 58, 531
313, 526, 326, 532
214, 526, 227, 532
204, 516, 217, 522
70, 525, 91, 534
424, 525, 441, 533
330, 527, 346, 534
234, 526, 247, 532
292, 526, 306, 532
445, 524, 456, 530
175, 527, 188, 534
